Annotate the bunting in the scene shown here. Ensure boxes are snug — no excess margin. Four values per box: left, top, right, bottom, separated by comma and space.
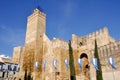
17, 64, 20, 72
53, 59, 57, 70
10, 65, 14, 71
108, 57, 117, 70
65, 59, 69, 69
35, 61, 39, 70
43, 60, 46, 71
78, 58, 82, 70
92, 58, 99, 71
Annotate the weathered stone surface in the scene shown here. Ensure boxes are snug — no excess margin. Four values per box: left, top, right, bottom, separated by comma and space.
12, 8, 120, 80
12, 46, 23, 64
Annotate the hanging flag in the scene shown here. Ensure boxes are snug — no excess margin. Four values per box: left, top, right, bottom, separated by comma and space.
3, 64, 7, 70
43, 60, 46, 71
35, 61, 39, 70
1, 65, 5, 71
0, 65, 3, 71
10, 64, 14, 71
17, 64, 20, 72
0, 65, 1, 70
92, 58, 99, 71
108, 57, 117, 70
78, 58, 82, 70
53, 59, 57, 70
65, 59, 69, 69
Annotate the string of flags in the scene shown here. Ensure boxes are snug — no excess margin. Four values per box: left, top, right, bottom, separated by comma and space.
92, 57, 117, 71
108, 57, 117, 70
41, 57, 117, 71
92, 58, 99, 71
8, 57, 116, 72
1, 57, 115, 72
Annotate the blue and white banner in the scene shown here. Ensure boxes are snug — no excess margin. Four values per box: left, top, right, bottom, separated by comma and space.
3, 64, 7, 70
108, 57, 117, 69
35, 61, 39, 70
0, 65, 3, 71
10, 65, 14, 71
0, 65, 2, 70
17, 64, 20, 72
53, 59, 57, 70
92, 58, 99, 71
78, 58, 82, 69
65, 59, 69, 69
43, 60, 46, 71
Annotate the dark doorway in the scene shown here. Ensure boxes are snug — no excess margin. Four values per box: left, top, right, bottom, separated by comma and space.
2, 72, 5, 78
80, 53, 88, 59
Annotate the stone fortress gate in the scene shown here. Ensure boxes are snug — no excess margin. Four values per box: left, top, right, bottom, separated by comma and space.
12, 7, 120, 80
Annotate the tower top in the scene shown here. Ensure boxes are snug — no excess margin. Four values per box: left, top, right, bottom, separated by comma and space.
34, 5, 43, 12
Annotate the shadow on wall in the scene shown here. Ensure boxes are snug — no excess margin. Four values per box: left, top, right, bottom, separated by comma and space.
24, 68, 33, 80
68, 40, 76, 80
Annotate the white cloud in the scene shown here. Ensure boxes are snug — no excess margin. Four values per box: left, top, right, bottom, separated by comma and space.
61, 1, 78, 17
56, 1, 78, 40
56, 23, 70, 40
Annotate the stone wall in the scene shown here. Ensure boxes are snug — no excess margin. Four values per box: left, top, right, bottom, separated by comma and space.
42, 35, 70, 80
52, 39, 70, 80
88, 40, 120, 80
71, 27, 120, 80
72, 27, 115, 50
42, 34, 54, 80
12, 46, 23, 64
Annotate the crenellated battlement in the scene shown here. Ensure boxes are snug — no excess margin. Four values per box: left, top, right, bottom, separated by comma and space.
72, 27, 115, 49
82, 27, 109, 41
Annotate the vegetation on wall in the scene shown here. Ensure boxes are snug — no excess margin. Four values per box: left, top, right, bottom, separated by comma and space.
68, 40, 76, 80
94, 39, 103, 80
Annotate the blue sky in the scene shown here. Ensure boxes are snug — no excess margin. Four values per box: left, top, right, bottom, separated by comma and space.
0, 0, 120, 57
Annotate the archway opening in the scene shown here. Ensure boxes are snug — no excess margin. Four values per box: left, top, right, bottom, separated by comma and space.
80, 53, 88, 59
80, 53, 90, 79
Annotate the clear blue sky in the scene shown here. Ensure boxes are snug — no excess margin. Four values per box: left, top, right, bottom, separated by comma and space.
0, 0, 120, 57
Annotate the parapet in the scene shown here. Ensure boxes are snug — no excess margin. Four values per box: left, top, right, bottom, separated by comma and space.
83, 27, 109, 40
52, 38, 68, 49
28, 8, 46, 22
72, 27, 115, 48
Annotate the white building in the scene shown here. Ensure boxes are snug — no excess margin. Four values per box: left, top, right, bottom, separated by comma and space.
0, 54, 19, 78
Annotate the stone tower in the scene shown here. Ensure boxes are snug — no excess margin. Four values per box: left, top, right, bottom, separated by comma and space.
22, 8, 46, 80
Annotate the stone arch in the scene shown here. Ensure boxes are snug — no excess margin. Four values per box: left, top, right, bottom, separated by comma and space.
80, 53, 90, 80
80, 53, 88, 59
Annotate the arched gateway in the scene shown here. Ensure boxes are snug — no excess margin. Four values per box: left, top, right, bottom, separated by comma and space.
80, 53, 90, 80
